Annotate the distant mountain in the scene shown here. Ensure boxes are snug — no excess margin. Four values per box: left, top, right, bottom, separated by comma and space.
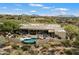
31, 14, 40, 16
21, 14, 79, 17
57, 15, 77, 17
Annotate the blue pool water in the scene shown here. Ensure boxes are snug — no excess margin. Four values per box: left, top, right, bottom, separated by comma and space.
22, 38, 37, 44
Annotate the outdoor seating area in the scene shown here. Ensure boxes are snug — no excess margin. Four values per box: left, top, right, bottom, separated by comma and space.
0, 23, 66, 45
19, 24, 66, 39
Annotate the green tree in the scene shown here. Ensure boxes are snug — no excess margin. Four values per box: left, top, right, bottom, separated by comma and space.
64, 24, 79, 40
0, 20, 20, 32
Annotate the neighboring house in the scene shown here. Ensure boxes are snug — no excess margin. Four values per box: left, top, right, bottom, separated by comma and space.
19, 24, 66, 39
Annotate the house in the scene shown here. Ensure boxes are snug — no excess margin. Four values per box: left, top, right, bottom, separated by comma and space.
19, 23, 66, 39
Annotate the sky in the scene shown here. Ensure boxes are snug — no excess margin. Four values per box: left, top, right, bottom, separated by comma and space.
0, 3, 79, 16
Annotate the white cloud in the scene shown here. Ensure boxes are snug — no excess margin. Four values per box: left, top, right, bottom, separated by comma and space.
29, 3, 43, 7
42, 7, 51, 9
50, 8, 69, 16
30, 10, 37, 13
55, 8, 69, 11
60, 11, 67, 15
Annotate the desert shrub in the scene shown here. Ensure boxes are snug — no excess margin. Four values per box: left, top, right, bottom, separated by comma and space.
76, 33, 79, 40
12, 44, 20, 49
29, 49, 39, 55
22, 51, 31, 55
48, 50, 55, 55
72, 40, 79, 48
72, 49, 79, 55
0, 50, 9, 55
0, 35, 7, 48
48, 41, 62, 47
34, 44, 39, 48
42, 44, 50, 49
10, 50, 23, 55
21, 44, 31, 51
64, 48, 79, 55
64, 49, 73, 55
61, 39, 71, 47
71, 33, 79, 48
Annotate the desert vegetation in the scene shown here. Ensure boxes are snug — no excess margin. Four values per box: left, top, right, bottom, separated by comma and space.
0, 14, 79, 55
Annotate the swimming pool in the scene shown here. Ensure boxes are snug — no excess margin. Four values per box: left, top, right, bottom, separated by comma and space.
20, 37, 37, 44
